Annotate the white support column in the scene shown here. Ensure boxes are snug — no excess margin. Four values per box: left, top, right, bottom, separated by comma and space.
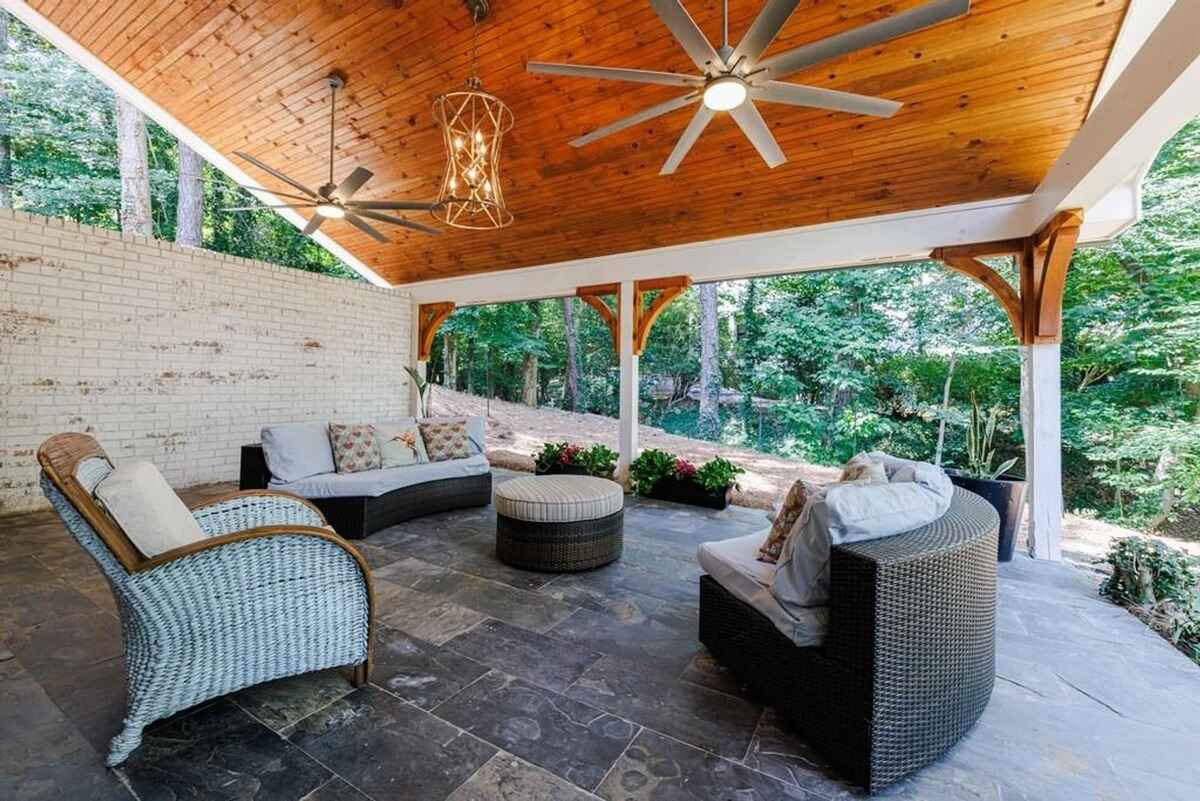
1022, 343, 1064, 560
409, 303, 427, 418
617, 280, 639, 485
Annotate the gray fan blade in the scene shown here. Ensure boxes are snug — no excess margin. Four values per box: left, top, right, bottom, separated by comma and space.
333, 166, 373, 202
302, 215, 325, 237
651, 0, 724, 73
354, 209, 441, 236
234, 151, 318, 198
571, 93, 698, 148
527, 62, 703, 87
753, 82, 901, 117
660, 105, 714, 175
236, 186, 314, 202
758, 0, 971, 79
729, 101, 786, 168
222, 203, 318, 211
344, 213, 390, 243
730, 0, 802, 68
346, 199, 443, 211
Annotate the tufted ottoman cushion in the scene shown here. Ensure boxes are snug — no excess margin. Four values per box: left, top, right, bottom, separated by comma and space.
494, 475, 624, 572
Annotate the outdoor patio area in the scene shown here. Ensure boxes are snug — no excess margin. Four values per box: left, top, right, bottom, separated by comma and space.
3, 468, 1196, 801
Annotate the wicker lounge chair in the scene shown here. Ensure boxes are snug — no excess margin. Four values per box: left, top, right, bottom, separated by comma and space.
699, 487, 998, 793
37, 433, 373, 766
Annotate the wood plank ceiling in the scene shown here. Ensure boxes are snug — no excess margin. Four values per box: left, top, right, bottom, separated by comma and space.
34, 0, 1129, 286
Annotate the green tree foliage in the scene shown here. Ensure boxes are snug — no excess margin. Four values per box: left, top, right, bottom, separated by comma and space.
0, 17, 356, 280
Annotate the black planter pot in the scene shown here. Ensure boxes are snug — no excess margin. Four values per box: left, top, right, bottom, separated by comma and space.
647, 476, 730, 510
948, 472, 1027, 562
535, 464, 614, 480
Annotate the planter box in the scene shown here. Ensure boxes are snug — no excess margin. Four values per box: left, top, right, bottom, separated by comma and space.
535, 464, 614, 480
646, 476, 730, 510
948, 471, 1027, 562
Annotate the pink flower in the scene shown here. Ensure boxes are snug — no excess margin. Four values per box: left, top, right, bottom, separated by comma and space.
559, 444, 582, 465
674, 458, 697, 479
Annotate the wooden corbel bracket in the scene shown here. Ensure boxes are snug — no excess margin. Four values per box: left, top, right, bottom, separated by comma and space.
417, 302, 456, 361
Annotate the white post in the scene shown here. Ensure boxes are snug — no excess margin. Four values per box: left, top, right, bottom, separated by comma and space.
617, 280, 639, 485
409, 303, 427, 418
1022, 343, 1063, 560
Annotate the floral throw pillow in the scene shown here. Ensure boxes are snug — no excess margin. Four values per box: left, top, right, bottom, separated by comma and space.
328, 423, 382, 474
418, 419, 471, 462
839, 452, 888, 484
758, 477, 814, 564
377, 422, 428, 468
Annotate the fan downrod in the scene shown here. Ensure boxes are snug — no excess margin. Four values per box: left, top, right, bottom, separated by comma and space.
463, 0, 489, 22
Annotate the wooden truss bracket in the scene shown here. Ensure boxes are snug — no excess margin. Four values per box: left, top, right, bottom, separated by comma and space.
576, 276, 692, 354
576, 283, 620, 351
417, 302, 456, 361
633, 276, 692, 356
930, 209, 1082, 345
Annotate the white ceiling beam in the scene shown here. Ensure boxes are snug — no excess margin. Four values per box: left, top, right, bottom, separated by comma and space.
0, 0, 393, 288
406, 196, 1034, 305
1027, 0, 1200, 232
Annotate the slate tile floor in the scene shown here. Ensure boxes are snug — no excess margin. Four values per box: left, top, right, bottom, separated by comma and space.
3, 469, 1200, 801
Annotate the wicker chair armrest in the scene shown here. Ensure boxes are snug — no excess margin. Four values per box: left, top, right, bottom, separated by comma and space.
189, 490, 328, 536
137, 523, 358, 572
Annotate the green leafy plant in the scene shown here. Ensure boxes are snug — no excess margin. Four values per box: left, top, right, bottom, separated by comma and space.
629, 449, 678, 496
1100, 536, 1200, 665
533, 442, 616, 478
695, 456, 745, 492
963, 392, 1020, 480
404, 366, 430, 418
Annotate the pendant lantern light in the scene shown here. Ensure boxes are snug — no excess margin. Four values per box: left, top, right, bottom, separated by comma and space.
433, 0, 514, 229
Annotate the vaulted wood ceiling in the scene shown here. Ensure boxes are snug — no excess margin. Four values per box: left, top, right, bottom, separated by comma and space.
34, 0, 1128, 285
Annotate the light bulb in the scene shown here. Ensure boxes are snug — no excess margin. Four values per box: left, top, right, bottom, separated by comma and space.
454, 137, 464, 150
474, 130, 483, 142
702, 77, 748, 111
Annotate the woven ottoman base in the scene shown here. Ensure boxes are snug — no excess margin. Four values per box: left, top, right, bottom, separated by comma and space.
496, 511, 623, 572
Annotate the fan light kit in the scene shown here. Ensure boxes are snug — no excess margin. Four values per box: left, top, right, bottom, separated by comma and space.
227, 72, 443, 241
528, 0, 971, 175
433, 0, 514, 230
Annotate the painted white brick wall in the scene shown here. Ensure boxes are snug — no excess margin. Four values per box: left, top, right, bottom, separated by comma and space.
0, 209, 412, 513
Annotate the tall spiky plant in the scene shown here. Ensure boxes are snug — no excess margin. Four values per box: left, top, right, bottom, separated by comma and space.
964, 392, 1019, 480
404, 366, 430, 418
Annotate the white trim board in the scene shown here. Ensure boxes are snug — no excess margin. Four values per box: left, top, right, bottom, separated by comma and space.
1, 0, 392, 288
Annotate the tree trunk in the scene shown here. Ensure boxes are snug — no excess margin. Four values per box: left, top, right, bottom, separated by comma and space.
934, 352, 957, 466
563, 296, 581, 411
522, 301, 540, 407
466, 338, 476, 394
697, 282, 721, 439
175, 140, 203, 247
0, 12, 12, 209
115, 96, 152, 236
444, 332, 458, 391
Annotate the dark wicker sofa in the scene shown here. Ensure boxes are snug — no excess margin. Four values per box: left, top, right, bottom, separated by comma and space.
699, 487, 999, 794
240, 444, 492, 539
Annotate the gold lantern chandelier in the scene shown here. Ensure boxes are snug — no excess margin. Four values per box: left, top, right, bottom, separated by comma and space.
432, 0, 514, 230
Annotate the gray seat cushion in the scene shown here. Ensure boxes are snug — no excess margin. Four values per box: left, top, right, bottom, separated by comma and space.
270, 455, 490, 499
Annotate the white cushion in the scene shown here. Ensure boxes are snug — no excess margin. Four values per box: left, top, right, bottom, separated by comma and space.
494, 475, 623, 523
772, 454, 953, 616
697, 532, 828, 647
94, 461, 206, 558
270, 455, 490, 499
377, 421, 429, 468
261, 422, 336, 482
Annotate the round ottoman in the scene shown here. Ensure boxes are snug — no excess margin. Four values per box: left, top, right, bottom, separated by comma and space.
494, 475, 624, 572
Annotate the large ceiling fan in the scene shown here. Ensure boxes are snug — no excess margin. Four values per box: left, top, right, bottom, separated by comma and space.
226, 72, 442, 241
528, 0, 970, 175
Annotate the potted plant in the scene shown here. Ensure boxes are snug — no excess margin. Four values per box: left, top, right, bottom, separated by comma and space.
533, 442, 618, 479
630, 450, 744, 510
947, 393, 1027, 562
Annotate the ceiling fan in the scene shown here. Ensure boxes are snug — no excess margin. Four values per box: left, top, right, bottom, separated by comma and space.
528, 0, 970, 175
226, 72, 442, 241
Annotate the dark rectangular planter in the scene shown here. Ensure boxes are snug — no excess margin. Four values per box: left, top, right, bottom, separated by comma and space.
647, 476, 730, 510
948, 472, 1027, 562
535, 464, 614, 479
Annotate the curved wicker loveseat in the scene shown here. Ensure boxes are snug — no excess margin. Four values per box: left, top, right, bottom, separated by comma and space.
37, 433, 373, 767
699, 487, 999, 794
